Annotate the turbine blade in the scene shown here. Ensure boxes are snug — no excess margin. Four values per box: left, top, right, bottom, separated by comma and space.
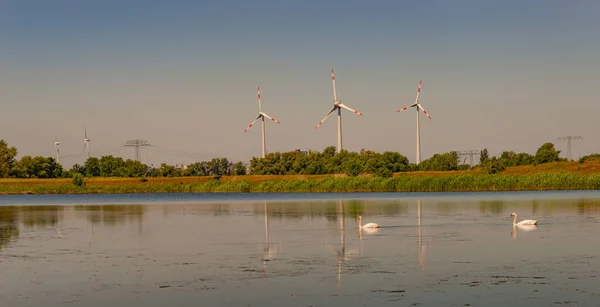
261, 112, 280, 124
257, 86, 262, 112
338, 103, 363, 116
315, 106, 337, 130
417, 103, 432, 119
396, 103, 417, 113
332, 69, 337, 102
244, 114, 262, 133
415, 80, 422, 103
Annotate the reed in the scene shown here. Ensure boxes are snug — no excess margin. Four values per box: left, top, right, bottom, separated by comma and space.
1, 172, 599, 194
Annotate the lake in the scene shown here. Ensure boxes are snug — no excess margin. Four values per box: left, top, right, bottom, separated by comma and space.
1, 191, 599, 306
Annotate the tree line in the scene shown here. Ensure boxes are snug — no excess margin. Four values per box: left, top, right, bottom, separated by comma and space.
0, 139, 595, 179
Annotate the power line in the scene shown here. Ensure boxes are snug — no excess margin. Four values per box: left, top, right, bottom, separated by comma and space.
557, 136, 582, 161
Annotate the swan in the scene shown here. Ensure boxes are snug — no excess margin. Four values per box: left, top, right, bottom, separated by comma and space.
510, 212, 539, 226
358, 215, 380, 229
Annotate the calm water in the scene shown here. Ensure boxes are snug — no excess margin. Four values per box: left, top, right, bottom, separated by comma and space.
1, 192, 600, 306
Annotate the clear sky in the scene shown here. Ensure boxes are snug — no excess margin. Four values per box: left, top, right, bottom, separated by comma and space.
1, 0, 599, 167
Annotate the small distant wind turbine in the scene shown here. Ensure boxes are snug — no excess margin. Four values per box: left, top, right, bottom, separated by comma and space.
397, 80, 432, 164
243, 86, 281, 158
83, 128, 91, 159
314, 69, 363, 153
54, 133, 60, 163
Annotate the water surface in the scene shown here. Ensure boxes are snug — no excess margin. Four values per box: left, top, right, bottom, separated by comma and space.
1, 192, 599, 306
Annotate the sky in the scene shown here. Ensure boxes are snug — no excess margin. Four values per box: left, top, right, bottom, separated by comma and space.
1, 0, 599, 168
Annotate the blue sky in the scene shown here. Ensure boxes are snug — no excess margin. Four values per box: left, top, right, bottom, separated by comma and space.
1, 0, 599, 167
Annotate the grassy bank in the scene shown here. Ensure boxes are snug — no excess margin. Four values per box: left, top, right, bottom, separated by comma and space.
1, 171, 600, 194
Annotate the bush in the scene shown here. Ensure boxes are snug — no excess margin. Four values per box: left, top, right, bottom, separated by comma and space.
375, 167, 393, 178
482, 157, 506, 174
72, 173, 86, 187
139, 177, 148, 182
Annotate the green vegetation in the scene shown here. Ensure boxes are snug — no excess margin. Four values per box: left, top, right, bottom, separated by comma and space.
1, 138, 598, 194
1, 172, 600, 194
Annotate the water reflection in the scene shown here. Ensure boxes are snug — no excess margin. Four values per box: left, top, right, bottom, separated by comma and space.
511, 224, 539, 239
262, 201, 280, 276
0, 208, 19, 250
0, 195, 599, 257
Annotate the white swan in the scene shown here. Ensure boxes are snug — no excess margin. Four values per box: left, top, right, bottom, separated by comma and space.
358, 215, 380, 229
510, 212, 539, 226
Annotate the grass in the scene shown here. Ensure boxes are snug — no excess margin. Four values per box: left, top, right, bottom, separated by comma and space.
1, 161, 599, 195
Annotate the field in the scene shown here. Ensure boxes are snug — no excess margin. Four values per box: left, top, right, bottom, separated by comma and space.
1, 161, 599, 194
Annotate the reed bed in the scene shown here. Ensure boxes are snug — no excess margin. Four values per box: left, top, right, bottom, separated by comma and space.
1, 172, 599, 195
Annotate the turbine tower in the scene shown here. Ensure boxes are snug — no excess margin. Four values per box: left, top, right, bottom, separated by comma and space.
243, 86, 281, 158
397, 80, 433, 164
83, 128, 91, 159
54, 133, 60, 163
314, 69, 363, 153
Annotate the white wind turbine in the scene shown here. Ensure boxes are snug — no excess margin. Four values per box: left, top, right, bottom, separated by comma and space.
397, 80, 432, 164
314, 69, 363, 153
243, 86, 281, 158
84, 128, 91, 159
54, 133, 60, 163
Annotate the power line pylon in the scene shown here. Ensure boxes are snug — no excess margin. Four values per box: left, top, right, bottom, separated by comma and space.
557, 136, 582, 161
124, 140, 151, 162
456, 150, 480, 166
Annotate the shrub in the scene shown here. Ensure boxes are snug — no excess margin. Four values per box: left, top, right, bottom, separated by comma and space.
72, 173, 86, 187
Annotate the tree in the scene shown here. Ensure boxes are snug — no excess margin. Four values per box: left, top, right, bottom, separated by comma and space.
535, 142, 560, 164
479, 148, 489, 165
420, 151, 460, 171
83, 157, 101, 177
482, 157, 506, 174
0, 140, 18, 178
72, 173, 85, 187
11, 156, 63, 178
233, 161, 247, 175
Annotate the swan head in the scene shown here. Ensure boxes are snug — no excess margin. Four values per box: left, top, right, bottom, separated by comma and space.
510, 212, 516, 217
358, 215, 362, 220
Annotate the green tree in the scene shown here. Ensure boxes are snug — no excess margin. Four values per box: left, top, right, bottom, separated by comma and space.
122, 160, 148, 177
482, 157, 506, 174
99, 155, 126, 177
344, 158, 362, 177
233, 161, 247, 175
11, 156, 63, 178
479, 148, 489, 165
83, 157, 101, 176
420, 151, 460, 171
0, 140, 18, 178
72, 173, 86, 187
535, 142, 560, 164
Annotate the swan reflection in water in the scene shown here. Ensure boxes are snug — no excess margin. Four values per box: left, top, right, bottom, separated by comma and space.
511, 224, 538, 239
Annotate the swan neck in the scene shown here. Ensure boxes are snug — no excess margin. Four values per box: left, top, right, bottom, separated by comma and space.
512, 214, 517, 225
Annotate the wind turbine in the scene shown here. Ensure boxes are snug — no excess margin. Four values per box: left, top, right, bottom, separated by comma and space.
315, 69, 363, 153
83, 128, 91, 159
54, 133, 60, 164
243, 86, 280, 158
397, 80, 432, 164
